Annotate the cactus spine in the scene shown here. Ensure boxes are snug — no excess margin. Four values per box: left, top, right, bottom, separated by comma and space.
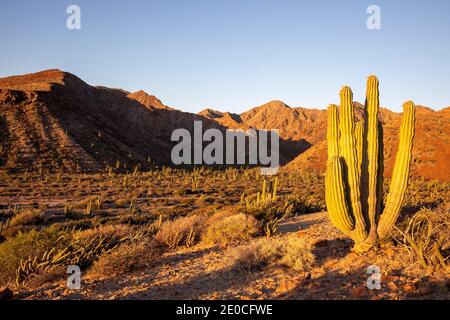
325, 76, 416, 252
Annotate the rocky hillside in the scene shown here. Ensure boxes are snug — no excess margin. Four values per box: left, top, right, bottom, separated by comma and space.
286, 106, 450, 181
201, 101, 450, 181
0, 70, 221, 173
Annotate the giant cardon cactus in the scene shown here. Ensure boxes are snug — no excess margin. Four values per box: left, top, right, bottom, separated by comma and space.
325, 76, 416, 252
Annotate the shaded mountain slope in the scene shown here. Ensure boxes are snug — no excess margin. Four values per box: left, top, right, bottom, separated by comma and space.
0, 70, 222, 172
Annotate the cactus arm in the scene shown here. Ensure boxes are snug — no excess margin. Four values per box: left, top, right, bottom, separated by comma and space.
355, 121, 364, 175
262, 179, 267, 202
365, 76, 380, 242
339, 87, 367, 241
325, 156, 355, 234
273, 177, 278, 200
376, 121, 384, 219
327, 105, 340, 160
378, 101, 415, 240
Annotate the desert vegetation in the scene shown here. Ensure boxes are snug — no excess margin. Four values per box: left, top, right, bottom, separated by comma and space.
0, 165, 448, 300
0, 70, 448, 300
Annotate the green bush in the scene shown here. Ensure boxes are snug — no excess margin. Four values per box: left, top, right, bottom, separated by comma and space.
0, 227, 70, 285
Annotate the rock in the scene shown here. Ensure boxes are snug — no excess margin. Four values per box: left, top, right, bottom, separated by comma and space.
387, 282, 399, 291
351, 286, 367, 298
404, 283, 417, 295
0, 287, 13, 300
418, 283, 434, 296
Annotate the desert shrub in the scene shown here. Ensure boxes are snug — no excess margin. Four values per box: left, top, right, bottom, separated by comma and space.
0, 225, 30, 240
394, 206, 449, 271
173, 187, 187, 196
242, 194, 322, 237
116, 213, 154, 225
205, 208, 237, 224
51, 218, 98, 232
15, 225, 150, 285
115, 198, 130, 208
155, 214, 206, 248
233, 235, 315, 273
202, 212, 260, 245
278, 236, 316, 272
404, 179, 449, 210
0, 227, 70, 285
283, 194, 323, 215
243, 204, 286, 237
88, 239, 163, 278
10, 209, 44, 227
73, 197, 96, 209
72, 224, 133, 241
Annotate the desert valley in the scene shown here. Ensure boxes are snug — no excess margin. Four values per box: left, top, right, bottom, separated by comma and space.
0, 69, 448, 300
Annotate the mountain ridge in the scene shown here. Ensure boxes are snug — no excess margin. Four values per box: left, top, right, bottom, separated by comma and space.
0, 69, 448, 181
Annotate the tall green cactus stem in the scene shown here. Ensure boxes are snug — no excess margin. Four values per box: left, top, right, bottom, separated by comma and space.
325, 156, 354, 234
376, 121, 384, 221
338, 87, 367, 242
365, 76, 380, 243
355, 122, 364, 174
377, 101, 415, 239
325, 76, 416, 252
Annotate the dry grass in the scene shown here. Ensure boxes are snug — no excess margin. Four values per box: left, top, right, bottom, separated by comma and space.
88, 239, 163, 279
73, 224, 134, 241
10, 209, 44, 227
395, 205, 449, 271
155, 214, 207, 249
202, 212, 260, 246
233, 235, 315, 273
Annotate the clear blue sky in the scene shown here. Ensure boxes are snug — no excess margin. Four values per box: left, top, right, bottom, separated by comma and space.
1, 0, 449, 113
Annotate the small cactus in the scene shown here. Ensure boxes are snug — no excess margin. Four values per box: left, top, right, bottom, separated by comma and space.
245, 177, 279, 210
325, 76, 416, 252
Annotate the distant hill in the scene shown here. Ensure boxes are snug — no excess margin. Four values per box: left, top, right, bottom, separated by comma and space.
286, 105, 450, 181
201, 101, 450, 182
0, 69, 221, 172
